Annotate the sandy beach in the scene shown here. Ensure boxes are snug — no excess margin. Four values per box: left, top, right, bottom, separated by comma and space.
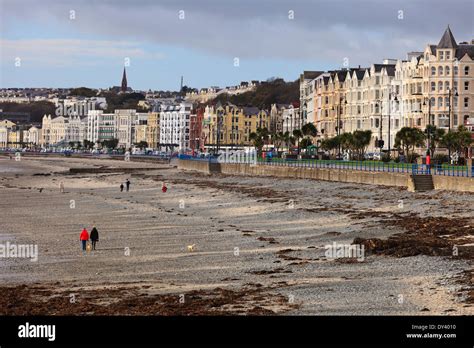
0, 155, 472, 315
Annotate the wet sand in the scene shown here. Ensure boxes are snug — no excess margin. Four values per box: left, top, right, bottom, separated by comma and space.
0, 155, 472, 315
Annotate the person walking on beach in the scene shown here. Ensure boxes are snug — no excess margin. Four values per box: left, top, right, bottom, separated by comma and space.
126, 179, 130, 192
80, 227, 89, 251
162, 182, 167, 193
120, 183, 124, 192
90, 225, 99, 250
59, 181, 64, 193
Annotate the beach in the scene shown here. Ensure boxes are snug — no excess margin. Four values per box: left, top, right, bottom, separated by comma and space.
0, 155, 472, 315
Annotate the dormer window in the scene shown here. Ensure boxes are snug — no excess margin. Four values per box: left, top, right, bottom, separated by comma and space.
446, 51, 450, 60
439, 51, 444, 60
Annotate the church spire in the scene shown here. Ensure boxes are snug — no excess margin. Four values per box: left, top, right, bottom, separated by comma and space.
121, 67, 128, 93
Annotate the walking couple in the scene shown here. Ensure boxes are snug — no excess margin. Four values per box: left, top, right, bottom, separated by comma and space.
80, 225, 99, 251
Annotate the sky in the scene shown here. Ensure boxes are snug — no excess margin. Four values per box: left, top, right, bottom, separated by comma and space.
0, 0, 473, 91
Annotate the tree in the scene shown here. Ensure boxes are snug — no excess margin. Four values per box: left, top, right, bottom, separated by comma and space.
271, 132, 284, 153
320, 137, 339, 156
339, 132, 354, 157
441, 126, 473, 162
212, 78, 299, 109
300, 137, 312, 149
301, 123, 318, 138
426, 125, 445, 156
69, 87, 97, 98
394, 127, 426, 162
292, 129, 303, 154
135, 141, 148, 149
101, 138, 119, 149
249, 128, 269, 155
83, 140, 95, 150
351, 130, 372, 160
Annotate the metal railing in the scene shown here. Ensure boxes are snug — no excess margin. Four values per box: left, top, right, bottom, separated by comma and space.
171, 155, 474, 177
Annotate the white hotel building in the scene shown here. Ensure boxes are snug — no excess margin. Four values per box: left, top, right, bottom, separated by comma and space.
159, 102, 192, 152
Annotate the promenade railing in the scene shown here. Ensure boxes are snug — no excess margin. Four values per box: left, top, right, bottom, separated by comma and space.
179, 155, 474, 177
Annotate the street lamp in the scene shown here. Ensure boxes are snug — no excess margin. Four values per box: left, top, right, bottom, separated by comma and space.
374, 99, 383, 151
388, 94, 398, 157
331, 96, 346, 158
422, 96, 432, 155
216, 109, 223, 153
447, 87, 459, 160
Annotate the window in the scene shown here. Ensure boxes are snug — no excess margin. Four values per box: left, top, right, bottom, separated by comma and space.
465, 66, 470, 76
431, 67, 436, 76
454, 66, 458, 75
465, 81, 469, 91
453, 115, 458, 126
431, 82, 436, 92
438, 81, 443, 91
357, 106, 361, 114
375, 77, 380, 85
417, 118, 422, 126
445, 81, 450, 90
438, 97, 443, 108
454, 96, 458, 108
446, 51, 451, 60
439, 51, 444, 60
445, 66, 450, 75
375, 119, 379, 128
464, 97, 469, 108
438, 66, 443, 75
430, 97, 435, 107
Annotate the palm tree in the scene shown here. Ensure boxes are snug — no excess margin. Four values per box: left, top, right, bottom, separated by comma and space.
292, 129, 303, 154
351, 130, 372, 160
249, 127, 269, 155
426, 125, 445, 156
394, 127, 426, 163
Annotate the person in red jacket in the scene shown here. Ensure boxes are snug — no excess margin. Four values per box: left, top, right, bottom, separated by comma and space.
80, 228, 89, 251
162, 182, 167, 193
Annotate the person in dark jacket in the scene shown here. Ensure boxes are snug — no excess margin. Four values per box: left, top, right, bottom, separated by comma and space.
126, 179, 130, 192
120, 183, 124, 192
80, 228, 89, 251
90, 226, 99, 250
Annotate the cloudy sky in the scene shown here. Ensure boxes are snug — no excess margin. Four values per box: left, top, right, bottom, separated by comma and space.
1, 0, 473, 90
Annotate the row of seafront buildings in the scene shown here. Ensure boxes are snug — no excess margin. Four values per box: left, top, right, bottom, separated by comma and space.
298, 26, 474, 152
0, 101, 276, 152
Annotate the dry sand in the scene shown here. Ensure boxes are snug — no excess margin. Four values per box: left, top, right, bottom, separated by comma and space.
0, 155, 472, 315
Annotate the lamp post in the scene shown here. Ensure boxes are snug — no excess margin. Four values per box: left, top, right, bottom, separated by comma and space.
216, 109, 223, 153
331, 96, 346, 159
422, 96, 432, 155
374, 99, 383, 151
388, 93, 398, 157
446, 87, 459, 160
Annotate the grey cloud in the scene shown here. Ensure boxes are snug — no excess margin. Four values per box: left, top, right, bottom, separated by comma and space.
2, 0, 473, 67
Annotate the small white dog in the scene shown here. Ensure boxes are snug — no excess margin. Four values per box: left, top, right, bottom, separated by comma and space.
187, 244, 196, 252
